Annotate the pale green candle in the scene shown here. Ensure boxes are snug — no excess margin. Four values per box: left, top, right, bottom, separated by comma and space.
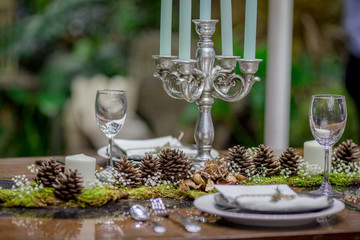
179, 0, 192, 60
200, 0, 211, 20
220, 0, 233, 56
244, 0, 258, 59
160, 0, 173, 56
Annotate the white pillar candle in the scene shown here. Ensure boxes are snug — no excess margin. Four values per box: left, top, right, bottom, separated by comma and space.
264, 0, 293, 153
304, 140, 332, 171
65, 154, 96, 189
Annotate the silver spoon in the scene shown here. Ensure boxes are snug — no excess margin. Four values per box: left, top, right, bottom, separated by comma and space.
130, 204, 166, 233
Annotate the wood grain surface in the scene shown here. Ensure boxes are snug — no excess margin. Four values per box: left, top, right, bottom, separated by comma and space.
0, 156, 359, 240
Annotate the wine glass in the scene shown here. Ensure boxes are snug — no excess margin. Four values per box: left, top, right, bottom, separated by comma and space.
309, 94, 347, 197
95, 90, 127, 171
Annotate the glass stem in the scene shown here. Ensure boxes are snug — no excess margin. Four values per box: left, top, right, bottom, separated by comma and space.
323, 148, 330, 185
108, 137, 113, 169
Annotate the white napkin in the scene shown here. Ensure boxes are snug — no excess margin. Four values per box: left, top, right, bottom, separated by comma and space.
113, 136, 181, 159
215, 184, 331, 212
114, 135, 182, 152
113, 136, 219, 159
215, 184, 296, 200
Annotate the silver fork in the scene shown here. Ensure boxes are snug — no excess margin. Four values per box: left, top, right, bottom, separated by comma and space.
150, 198, 201, 233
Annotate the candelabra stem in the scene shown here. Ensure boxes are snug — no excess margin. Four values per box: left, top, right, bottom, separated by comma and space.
193, 91, 214, 164
192, 19, 218, 163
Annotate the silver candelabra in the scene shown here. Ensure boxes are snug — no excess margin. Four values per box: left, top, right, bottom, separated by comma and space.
153, 20, 262, 166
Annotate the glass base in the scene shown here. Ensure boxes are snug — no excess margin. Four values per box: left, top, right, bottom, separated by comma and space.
310, 181, 343, 198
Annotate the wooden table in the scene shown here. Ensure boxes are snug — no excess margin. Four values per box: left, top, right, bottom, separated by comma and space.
1, 156, 360, 240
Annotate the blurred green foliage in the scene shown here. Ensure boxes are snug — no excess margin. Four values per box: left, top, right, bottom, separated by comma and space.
0, 0, 358, 157
0, 0, 161, 156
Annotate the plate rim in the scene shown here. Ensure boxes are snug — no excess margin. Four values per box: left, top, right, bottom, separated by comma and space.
193, 192, 345, 222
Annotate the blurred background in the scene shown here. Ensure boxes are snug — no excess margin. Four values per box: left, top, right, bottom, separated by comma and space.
0, 0, 358, 157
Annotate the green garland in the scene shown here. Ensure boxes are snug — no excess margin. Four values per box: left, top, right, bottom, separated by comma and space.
2, 187, 60, 208
243, 172, 360, 187
0, 172, 358, 208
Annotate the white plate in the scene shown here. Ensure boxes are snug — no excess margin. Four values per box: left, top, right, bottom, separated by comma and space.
193, 193, 345, 227
97, 146, 219, 162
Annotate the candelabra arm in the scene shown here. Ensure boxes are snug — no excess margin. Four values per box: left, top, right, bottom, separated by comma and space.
153, 55, 206, 102
172, 59, 205, 103
153, 55, 185, 100
154, 71, 184, 99
212, 57, 262, 102
212, 74, 246, 102
238, 59, 262, 89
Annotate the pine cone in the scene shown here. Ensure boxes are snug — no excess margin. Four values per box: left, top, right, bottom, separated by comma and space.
279, 148, 300, 176
139, 154, 162, 179
199, 158, 228, 181
159, 148, 192, 182
37, 159, 64, 187
53, 169, 84, 200
114, 157, 142, 187
226, 145, 254, 174
334, 139, 360, 164
253, 144, 280, 176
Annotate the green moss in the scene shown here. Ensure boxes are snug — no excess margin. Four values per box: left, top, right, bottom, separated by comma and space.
241, 175, 319, 187
330, 173, 360, 186
283, 174, 323, 187
124, 184, 184, 199
0, 189, 15, 203
4, 187, 61, 208
240, 173, 359, 187
122, 184, 214, 200
122, 186, 158, 199
179, 189, 212, 199
76, 186, 128, 208
156, 184, 184, 199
